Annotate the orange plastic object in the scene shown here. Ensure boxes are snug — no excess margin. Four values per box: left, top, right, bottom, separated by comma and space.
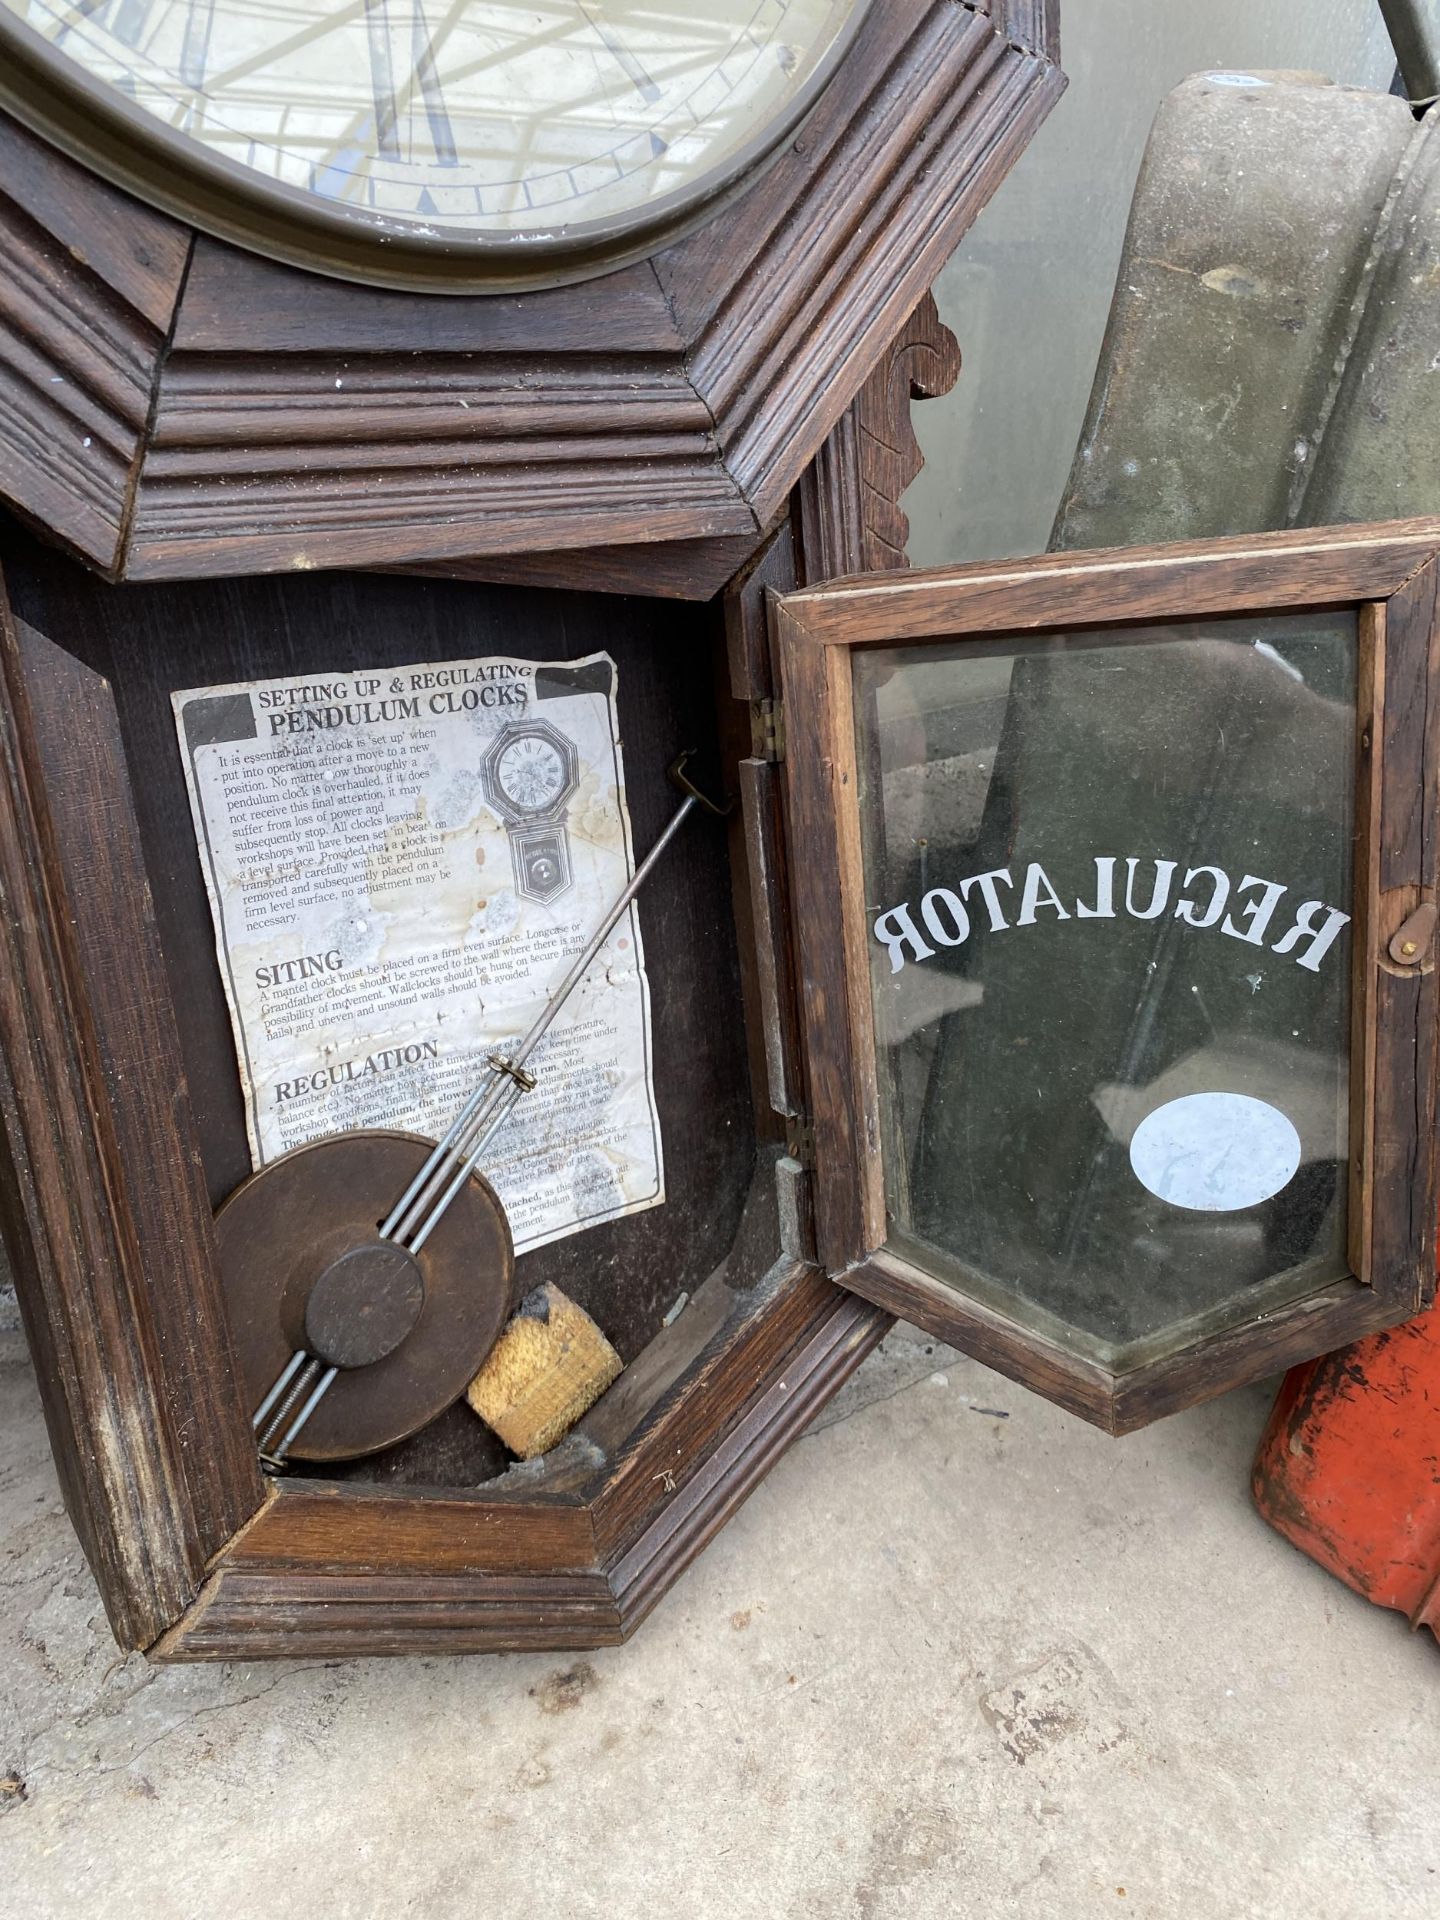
1253, 1302, 1440, 1639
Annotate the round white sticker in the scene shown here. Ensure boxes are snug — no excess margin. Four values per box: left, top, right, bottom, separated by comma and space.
1129, 1091, 1302, 1212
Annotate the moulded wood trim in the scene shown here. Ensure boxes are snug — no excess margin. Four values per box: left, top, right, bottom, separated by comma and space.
1107, 1278, 1428, 1436
1368, 554, 1440, 1296
146, 358, 719, 451
588, 1262, 862, 1562
0, 111, 189, 327
935, 0, 1059, 60
211, 1480, 600, 1579
850, 1247, 1118, 1430
154, 1568, 628, 1661
405, 287, 964, 603
1376, 553, 1440, 894
0, 114, 191, 574
400, 531, 771, 604
794, 293, 963, 582
993, 0, 1063, 61
1348, 602, 1385, 1282
777, 518, 1440, 644
154, 1271, 887, 1660
853, 1248, 1432, 1439
171, 237, 688, 355
124, 457, 756, 583
824, 645, 887, 1253
773, 622, 874, 1275
604, 1287, 888, 1636
0, 585, 263, 1650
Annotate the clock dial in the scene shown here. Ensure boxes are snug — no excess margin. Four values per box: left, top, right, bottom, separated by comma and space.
0, 0, 868, 275
495, 731, 568, 812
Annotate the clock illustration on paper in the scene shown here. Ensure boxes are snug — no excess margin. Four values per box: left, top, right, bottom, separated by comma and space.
493, 730, 572, 814
0, 0, 871, 289
481, 717, 580, 905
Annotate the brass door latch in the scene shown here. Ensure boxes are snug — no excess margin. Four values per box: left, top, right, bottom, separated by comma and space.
1388, 900, 1437, 968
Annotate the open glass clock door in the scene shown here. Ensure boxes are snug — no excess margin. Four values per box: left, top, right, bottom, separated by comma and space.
774, 523, 1440, 1433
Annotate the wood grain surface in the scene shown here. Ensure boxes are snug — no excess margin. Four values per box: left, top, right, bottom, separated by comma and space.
0, 116, 189, 574
0, 581, 260, 1649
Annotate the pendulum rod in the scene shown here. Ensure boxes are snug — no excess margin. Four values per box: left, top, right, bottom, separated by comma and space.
380, 811, 682, 1251
250, 752, 728, 1467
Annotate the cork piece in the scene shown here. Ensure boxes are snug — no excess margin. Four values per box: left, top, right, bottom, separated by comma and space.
466, 1283, 622, 1460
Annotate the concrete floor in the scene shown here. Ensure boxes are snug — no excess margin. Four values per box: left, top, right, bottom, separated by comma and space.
1, 1319, 1435, 1920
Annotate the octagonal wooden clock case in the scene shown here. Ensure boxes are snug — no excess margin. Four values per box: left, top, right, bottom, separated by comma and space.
0, 1, 1065, 1659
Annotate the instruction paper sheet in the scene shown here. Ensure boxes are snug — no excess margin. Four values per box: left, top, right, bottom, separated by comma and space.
173, 651, 663, 1254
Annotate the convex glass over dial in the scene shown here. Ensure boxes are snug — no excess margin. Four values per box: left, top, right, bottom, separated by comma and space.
0, 0, 868, 286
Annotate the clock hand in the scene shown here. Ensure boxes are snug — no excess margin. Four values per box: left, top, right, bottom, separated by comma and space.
309, 0, 466, 195
409, 0, 459, 165
178, 0, 215, 89
577, 1, 661, 105
56, 0, 145, 49
363, 0, 400, 158
365, 0, 465, 167
53, 0, 111, 53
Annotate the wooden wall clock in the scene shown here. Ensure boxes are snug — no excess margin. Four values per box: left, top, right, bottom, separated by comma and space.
0, 2, 1065, 1658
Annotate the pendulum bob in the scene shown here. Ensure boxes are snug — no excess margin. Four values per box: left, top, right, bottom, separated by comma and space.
218, 1130, 516, 1462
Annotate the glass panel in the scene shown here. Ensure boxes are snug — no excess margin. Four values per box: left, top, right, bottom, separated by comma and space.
905, 1, 1400, 567
3, 0, 864, 245
855, 610, 1357, 1371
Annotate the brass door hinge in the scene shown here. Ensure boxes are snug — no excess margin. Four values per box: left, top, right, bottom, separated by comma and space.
751, 697, 786, 764
784, 1113, 815, 1168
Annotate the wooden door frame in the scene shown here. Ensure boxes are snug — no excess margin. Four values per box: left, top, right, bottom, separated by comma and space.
774, 523, 1440, 1432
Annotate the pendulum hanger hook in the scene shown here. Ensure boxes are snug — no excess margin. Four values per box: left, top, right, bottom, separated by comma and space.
666, 748, 733, 819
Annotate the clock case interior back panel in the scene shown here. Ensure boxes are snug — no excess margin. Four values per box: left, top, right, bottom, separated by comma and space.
0, 1, 1065, 1659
